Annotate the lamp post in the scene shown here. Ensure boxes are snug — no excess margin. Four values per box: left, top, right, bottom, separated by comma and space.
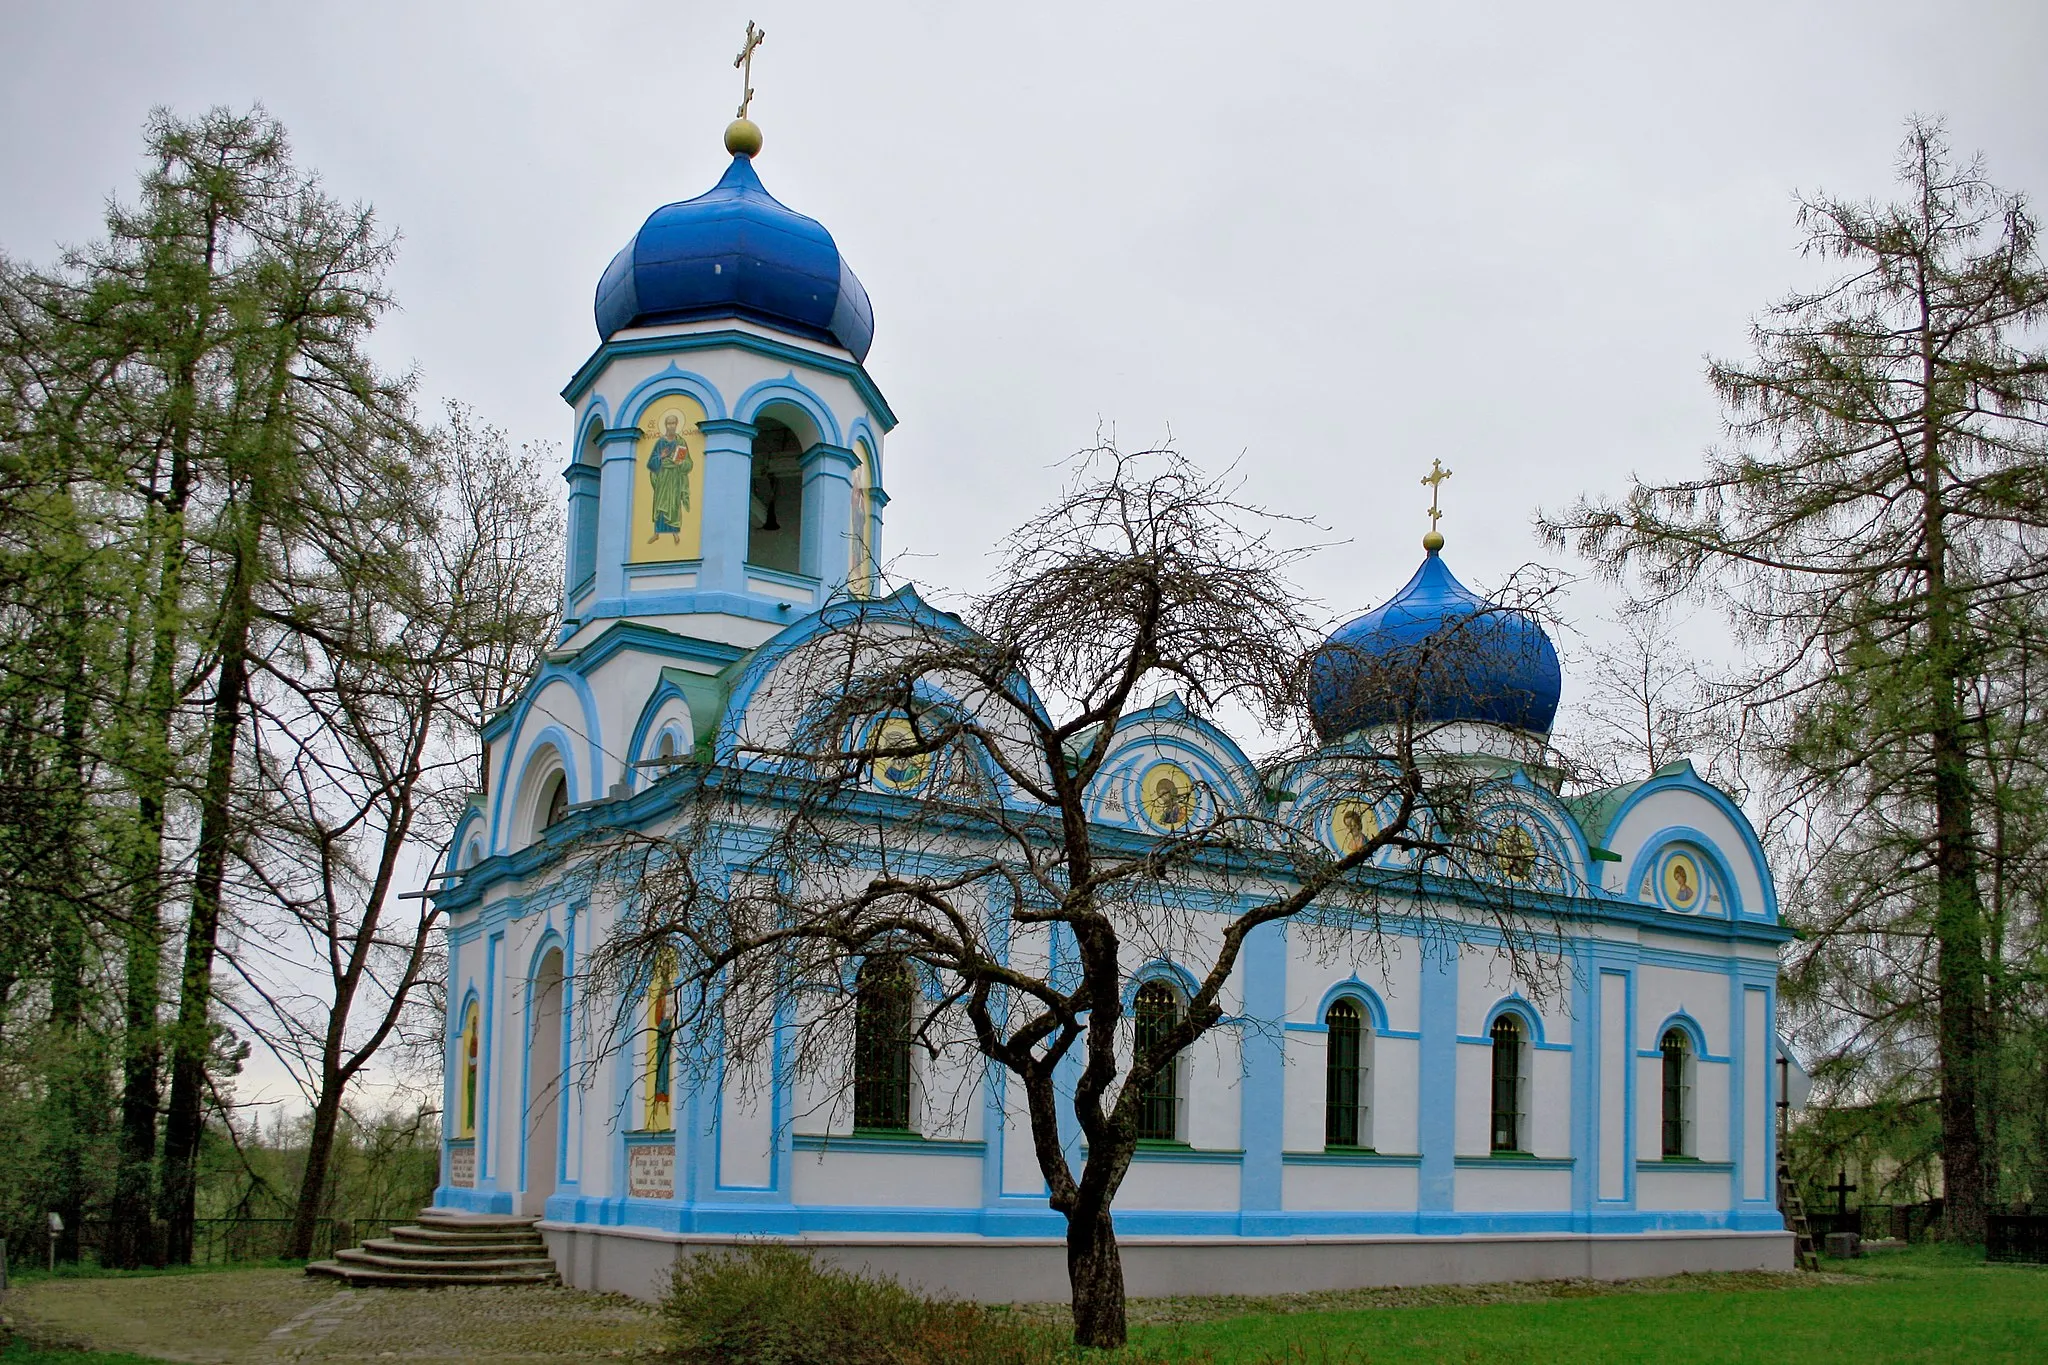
46, 1211, 63, 1273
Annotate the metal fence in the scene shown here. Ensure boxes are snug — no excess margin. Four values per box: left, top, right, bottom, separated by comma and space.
1987, 1214, 2048, 1264
74, 1215, 403, 1266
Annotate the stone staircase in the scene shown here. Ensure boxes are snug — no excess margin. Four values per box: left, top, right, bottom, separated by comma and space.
305, 1211, 558, 1287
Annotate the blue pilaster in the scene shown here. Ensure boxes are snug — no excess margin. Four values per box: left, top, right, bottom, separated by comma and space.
798, 442, 858, 592
698, 418, 757, 597
564, 460, 601, 603
1239, 920, 1287, 1230
594, 427, 641, 607
1417, 936, 1458, 1224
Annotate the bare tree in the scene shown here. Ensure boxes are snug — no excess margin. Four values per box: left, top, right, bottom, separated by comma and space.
222, 409, 559, 1258
587, 444, 1572, 1349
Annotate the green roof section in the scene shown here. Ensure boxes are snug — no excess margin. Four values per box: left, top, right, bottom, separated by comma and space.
1562, 759, 1698, 850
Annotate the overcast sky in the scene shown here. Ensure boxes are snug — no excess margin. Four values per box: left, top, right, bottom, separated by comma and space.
5, 1, 2044, 1103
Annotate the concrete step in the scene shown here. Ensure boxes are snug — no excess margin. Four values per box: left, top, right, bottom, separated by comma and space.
306, 1260, 557, 1288
387, 1223, 546, 1248
362, 1236, 547, 1260
334, 1247, 554, 1274
412, 1211, 541, 1234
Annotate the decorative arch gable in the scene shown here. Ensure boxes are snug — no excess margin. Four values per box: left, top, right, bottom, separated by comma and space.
1084, 695, 1260, 833
719, 585, 1051, 776
1583, 760, 1776, 920
1463, 773, 1592, 897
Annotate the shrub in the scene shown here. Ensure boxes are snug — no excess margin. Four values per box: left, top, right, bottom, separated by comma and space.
657, 1242, 1172, 1364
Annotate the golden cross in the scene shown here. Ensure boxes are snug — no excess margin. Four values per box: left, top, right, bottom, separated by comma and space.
733, 21, 766, 119
1421, 458, 1454, 534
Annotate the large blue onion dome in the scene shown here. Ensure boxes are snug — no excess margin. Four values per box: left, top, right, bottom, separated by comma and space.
593, 146, 874, 361
1308, 544, 1562, 742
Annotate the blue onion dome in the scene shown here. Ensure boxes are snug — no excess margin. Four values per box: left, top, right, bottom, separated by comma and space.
593, 145, 874, 361
1308, 544, 1562, 742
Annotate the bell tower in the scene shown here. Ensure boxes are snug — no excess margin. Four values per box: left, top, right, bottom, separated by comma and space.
556, 101, 893, 655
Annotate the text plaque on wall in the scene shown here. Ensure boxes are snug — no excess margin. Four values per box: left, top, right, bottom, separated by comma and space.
628, 1142, 676, 1200
449, 1145, 476, 1189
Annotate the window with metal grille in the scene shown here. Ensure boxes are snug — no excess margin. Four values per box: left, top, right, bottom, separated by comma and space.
1661, 1028, 1692, 1157
1134, 981, 1182, 1141
1325, 999, 1366, 1147
1490, 1015, 1525, 1152
853, 958, 915, 1131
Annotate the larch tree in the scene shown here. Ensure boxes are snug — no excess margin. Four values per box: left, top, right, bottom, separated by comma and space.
1540, 119, 2048, 1240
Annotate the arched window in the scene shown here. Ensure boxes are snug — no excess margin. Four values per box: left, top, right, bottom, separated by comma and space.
1134, 981, 1183, 1142
853, 958, 916, 1131
1489, 1014, 1526, 1153
457, 1000, 481, 1139
1324, 999, 1372, 1148
644, 950, 678, 1132
746, 417, 807, 575
1661, 1028, 1693, 1157
541, 772, 569, 830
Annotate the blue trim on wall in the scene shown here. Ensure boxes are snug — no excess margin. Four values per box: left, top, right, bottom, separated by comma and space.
1314, 977, 1392, 1034
561, 328, 896, 433
1416, 936, 1457, 1217
1239, 920, 1286, 1214
735, 373, 845, 448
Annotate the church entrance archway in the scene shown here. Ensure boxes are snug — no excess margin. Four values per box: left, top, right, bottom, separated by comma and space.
523, 946, 565, 1215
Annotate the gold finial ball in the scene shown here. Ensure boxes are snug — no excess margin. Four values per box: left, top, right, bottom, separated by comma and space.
1423, 529, 1445, 553
724, 118, 763, 157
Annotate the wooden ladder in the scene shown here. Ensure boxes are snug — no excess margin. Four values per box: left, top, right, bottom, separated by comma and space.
1777, 1162, 1821, 1271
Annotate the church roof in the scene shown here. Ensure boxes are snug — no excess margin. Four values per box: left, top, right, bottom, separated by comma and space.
1307, 545, 1562, 742
593, 151, 875, 360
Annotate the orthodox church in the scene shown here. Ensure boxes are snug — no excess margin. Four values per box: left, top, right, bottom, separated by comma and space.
422, 106, 1798, 1300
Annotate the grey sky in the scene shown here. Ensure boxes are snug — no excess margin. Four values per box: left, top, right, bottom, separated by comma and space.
5, 3, 2044, 1108
8, 1, 2045, 636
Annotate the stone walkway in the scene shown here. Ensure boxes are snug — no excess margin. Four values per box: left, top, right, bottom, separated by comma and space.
3, 1268, 664, 1362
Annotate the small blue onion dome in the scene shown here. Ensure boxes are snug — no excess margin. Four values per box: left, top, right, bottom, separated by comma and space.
594, 153, 874, 360
1308, 546, 1562, 742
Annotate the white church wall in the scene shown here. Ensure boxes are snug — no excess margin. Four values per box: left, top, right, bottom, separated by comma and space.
1371, 1036, 1420, 1154
1114, 1160, 1240, 1211
791, 1148, 982, 1208
1282, 1164, 1419, 1211
1455, 1168, 1571, 1212
1597, 970, 1629, 1200
718, 1040, 775, 1189
1529, 1049, 1572, 1158
1637, 1167, 1733, 1212
1184, 1025, 1243, 1153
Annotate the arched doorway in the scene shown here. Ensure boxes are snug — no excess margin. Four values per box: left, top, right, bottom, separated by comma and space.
523, 946, 565, 1214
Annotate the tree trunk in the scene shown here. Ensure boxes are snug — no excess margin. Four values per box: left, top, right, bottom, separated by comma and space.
288, 1078, 347, 1260
157, 534, 256, 1264
1065, 1197, 1128, 1350
103, 509, 189, 1269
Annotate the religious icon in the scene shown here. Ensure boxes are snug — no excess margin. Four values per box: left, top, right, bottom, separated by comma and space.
645, 950, 677, 1131
872, 716, 932, 793
459, 1001, 480, 1139
631, 396, 707, 563
1332, 798, 1378, 856
647, 413, 694, 542
1139, 761, 1195, 830
1495, 823, 1537, 882
1664, 852, 1700, 909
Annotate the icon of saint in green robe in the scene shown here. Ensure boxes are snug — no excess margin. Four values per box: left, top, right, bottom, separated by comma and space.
647, 412, 693, 543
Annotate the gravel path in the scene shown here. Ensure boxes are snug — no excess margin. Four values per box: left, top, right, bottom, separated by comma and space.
4, 1269, 666, 1363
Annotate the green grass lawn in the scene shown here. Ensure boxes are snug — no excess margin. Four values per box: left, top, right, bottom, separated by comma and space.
0, 1341, 164, 1365
1128, 1246, 2047, 1364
